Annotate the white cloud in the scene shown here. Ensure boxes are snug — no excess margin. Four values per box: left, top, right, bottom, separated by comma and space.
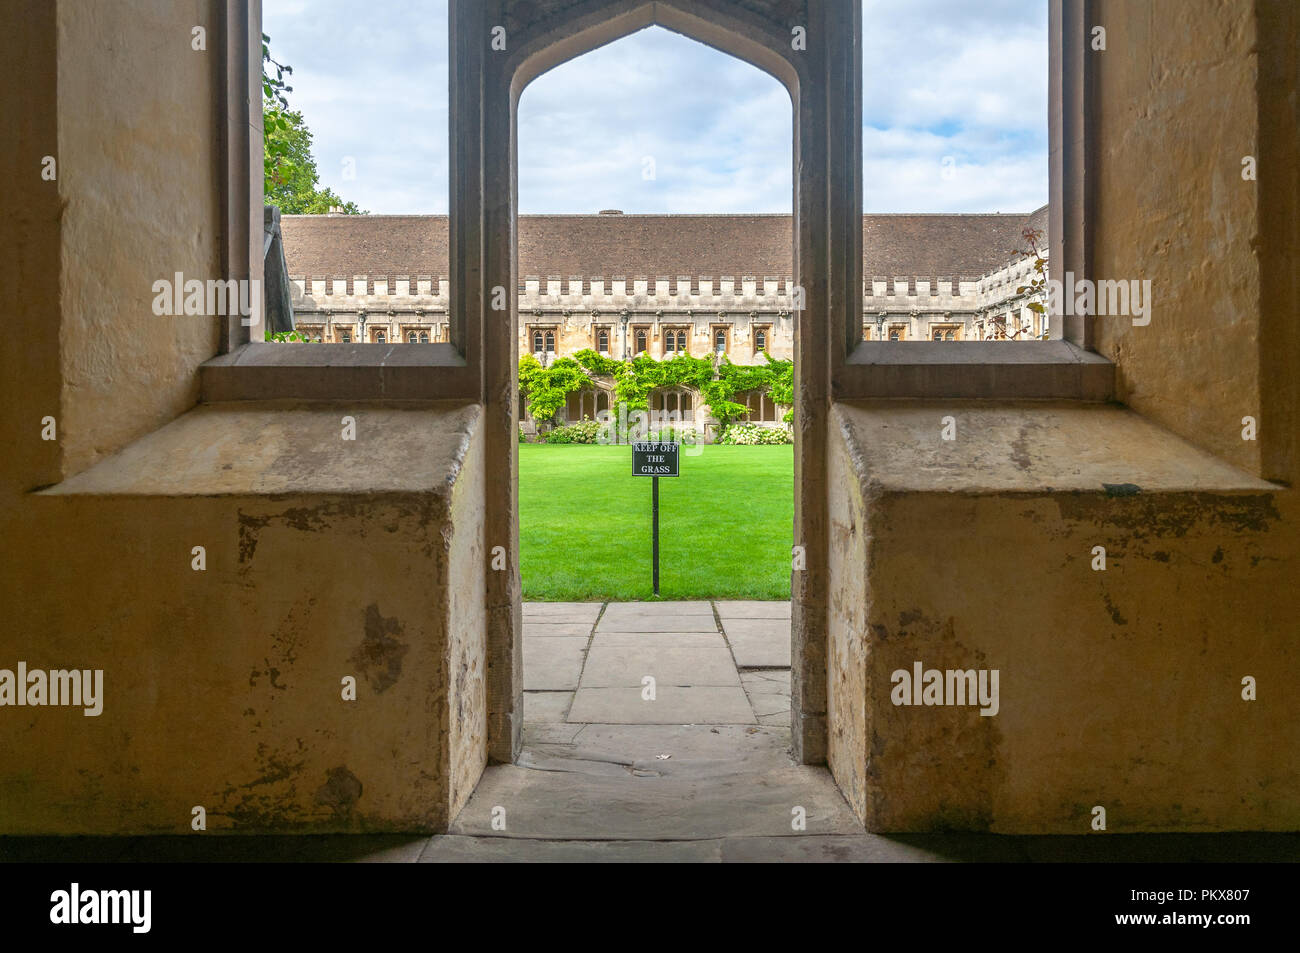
263, 0, 1045, 214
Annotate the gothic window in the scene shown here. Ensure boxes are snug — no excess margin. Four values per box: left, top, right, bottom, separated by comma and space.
420, 332, 429, 343
564, 388, 611, 422
888, 324, 906, 341
676, 330, 687, 352
545, 330, 555, 353
408, 331, 419, 343
533, 331, 544, 353
738, 389, 776, 422
715, 328, 727, 354
665, 331, 676, 353
635, 329, 647, 353
339, 330, 352, 343
754, 328, 767, 352
653, 389, 694, 423
375, 330, 386, 344
597, 328, 609, 352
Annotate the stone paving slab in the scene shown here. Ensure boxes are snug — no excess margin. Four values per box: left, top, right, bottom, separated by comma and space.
740, 670, 792, 724
590, 631, 725, 648
746, 693, 791, 719
523, 602, 602, 624
724, 617, 791, 667
717, 835, 955, 863
567, 686, 756, 724
532, 723, 790, 765
715, 600, 792, 619
740, 669, 791, 695
420, 836, 722, 863
450, 761, 861, 840
523, 621, 594, 638
580, 644, 740, 687
522, 637, 588, 691
599, 600, 714, 618
597, 615, 719, 633
522, 691, 573, 723
523, 722, 587, 745
419, 834, 952, 863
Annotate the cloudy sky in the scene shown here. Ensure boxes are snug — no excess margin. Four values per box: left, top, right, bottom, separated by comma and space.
263, 0, 1047, 214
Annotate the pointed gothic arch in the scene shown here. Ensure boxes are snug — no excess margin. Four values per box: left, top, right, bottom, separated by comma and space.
450, 0, 861, 764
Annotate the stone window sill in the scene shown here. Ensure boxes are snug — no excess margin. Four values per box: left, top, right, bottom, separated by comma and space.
840, 340, 1114, 400
200, 342, 476, 402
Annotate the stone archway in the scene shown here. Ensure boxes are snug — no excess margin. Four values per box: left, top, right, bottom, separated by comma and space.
448, 0, 861, 765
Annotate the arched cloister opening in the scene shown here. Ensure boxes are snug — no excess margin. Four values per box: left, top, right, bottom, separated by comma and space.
449, 0, 860, 769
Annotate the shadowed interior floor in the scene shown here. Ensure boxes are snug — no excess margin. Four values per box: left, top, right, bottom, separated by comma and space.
6, 601, 1297, 862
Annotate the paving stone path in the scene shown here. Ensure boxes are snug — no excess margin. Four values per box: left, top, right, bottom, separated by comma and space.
521, 600, 791, 727
446, 600, 883, 856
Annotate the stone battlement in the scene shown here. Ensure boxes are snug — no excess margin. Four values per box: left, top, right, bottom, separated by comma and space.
290, 249, 1042, 314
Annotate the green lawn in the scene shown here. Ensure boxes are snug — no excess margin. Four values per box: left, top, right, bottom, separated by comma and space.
520, 443, 793, 601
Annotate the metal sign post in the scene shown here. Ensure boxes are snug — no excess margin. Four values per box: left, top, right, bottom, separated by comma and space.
632, 441, 680, 596
652, 475, 660, 594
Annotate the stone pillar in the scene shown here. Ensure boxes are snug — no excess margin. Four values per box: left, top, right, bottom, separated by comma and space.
451, 0, 522, 764
790, 0, 860, 765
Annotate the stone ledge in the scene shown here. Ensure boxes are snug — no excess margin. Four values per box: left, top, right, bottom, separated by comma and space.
839, 341, 1114, 400
200, 343, 476, 401
833, 400, 1277, 495
41, 400, 481, 497
827, 399, 1296, 833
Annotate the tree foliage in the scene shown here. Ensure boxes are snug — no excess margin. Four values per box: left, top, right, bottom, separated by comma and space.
262, 34, 365, 215
1011, 226, 1050, 340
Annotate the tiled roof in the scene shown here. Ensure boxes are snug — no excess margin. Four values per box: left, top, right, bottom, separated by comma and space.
280, 208, 1048, 280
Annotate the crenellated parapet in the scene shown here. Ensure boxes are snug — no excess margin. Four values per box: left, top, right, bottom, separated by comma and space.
289, 275, 451, 310
287, 244, 1049, 344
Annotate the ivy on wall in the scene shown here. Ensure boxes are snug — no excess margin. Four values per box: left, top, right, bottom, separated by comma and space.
518, 348, 794, 426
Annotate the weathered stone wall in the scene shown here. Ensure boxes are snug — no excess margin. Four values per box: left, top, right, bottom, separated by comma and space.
1, 402, 484, 834
56, 0, 224, 477
1091, 0, 1266, 474
830, 402, 1299, 833
447, 411, 487, 819
826, 423, 870, 820
0, 1, 489, 836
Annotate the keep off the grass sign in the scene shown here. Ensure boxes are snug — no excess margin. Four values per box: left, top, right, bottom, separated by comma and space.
632, 441, 680, 477
631, 441, 680, 594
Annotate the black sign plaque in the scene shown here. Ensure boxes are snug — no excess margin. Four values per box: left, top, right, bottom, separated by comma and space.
631, 441, 680, 477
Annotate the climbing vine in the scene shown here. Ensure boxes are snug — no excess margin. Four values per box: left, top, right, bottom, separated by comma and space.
518, 347, 793, 426
517, 354, 594, 422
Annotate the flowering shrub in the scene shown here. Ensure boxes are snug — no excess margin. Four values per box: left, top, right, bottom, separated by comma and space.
719, 423, 792, 445
543, 419, 602, 444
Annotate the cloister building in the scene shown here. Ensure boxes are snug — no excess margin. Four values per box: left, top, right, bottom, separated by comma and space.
282, 207, 1049, 428
282, 206, 1051, 354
